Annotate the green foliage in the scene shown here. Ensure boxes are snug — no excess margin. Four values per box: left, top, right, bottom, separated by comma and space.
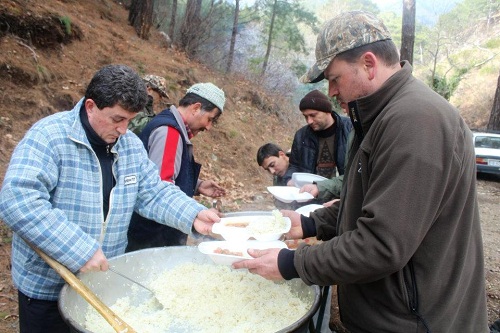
136, 62, 146, 76
36, 65, 51, 82
0, 223, 12, 244
439, 0, 500, 40
290, 59, 308, 78
428, 67, 469, 101
228, 129, 239, 139
379, 11, 403, 49
449, 49, 477, 64
429, 74, 453, 100
59, 16, 72, 35
485, 38, 500, 49
198, 198, 212, 209
248, 56, 266, 75
255, 0, 319, 55
479, 65, 499, 75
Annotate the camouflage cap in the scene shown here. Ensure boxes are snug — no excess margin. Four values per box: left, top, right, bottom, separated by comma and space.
143, 74, 170, 98
300, 11, 392, 84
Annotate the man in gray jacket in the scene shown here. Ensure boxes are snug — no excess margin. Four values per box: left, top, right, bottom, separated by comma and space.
234, 11, 489, 332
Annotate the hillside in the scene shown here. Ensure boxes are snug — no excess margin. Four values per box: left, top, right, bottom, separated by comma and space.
0, 0, 499, 332
0, 0, 302, 211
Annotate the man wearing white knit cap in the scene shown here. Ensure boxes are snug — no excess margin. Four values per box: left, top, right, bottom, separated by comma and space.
127, 82, 226, 251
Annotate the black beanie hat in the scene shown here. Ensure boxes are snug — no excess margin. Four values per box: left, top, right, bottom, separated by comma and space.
299, 90, 332, 113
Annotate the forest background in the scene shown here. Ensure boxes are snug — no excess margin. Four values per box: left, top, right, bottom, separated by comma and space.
125, 0, 500, 129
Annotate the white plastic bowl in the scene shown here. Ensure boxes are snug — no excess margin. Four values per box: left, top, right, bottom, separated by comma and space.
267, 186, 314, 203
198, 240, 288, 266
291, 173, 328, 188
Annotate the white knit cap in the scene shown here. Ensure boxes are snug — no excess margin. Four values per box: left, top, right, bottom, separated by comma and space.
186, 82, 226, 112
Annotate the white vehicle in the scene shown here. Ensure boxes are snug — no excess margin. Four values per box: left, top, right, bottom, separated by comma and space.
472, 131, 500, 176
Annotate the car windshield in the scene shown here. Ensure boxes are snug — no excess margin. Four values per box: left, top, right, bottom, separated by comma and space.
475, 136, 500, 149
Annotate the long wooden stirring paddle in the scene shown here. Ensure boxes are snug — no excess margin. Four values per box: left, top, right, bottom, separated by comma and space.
28, 243, 137, 333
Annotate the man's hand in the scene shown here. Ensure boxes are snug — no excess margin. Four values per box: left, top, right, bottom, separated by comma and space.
299, 184, 319, 197
198, 180, 226, 198
193, 209, 221, 235
281, 210, 304, 240
80, 248, 108, 273
232, 248, 284, 281
323, 198, 340, 207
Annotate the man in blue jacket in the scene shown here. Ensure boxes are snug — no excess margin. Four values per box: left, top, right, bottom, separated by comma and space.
284, 89, 352, 196
0, 64, 220, 333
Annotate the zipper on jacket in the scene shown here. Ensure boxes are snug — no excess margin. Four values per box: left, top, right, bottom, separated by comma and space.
347, 101, 364, 142
403, 259, 432, 333
99, 146, 118, 244
69, 136, 107, 245
335, 132, 360, 233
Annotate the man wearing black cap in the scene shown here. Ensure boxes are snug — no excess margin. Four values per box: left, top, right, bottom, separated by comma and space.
284, 89, 352, 200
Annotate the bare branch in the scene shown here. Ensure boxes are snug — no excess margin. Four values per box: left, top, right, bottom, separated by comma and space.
13, 37, 39, 64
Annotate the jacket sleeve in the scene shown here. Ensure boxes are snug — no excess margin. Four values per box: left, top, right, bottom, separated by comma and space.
316, 176, 343, 201
310, 201, 340, 240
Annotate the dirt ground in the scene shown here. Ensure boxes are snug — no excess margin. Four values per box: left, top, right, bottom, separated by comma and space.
0, 0, 499, 332
478, 174, 500, 326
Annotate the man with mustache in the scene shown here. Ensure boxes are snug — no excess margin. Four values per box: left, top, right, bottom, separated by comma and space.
127, 82, 226, 251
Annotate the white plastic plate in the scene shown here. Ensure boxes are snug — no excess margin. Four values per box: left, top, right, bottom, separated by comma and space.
212, 215, 291, 242
267, 186, 314, 203
295, 204, 324, 217
291, 173, 328, 188
198, 240, 288, 266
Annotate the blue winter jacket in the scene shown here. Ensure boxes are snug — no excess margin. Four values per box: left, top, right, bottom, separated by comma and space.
284, 112, 353, 184
0, 98, 206, 300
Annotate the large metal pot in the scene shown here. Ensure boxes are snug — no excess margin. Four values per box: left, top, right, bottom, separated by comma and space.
59, 246, 321, 333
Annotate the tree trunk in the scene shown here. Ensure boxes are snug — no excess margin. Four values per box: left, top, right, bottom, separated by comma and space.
168, 0, 177, 44
128, 0, 154, 40
226, 0, 240, 74
488, 71, 500, 131
261, 0, 278, 76
400, 0, 415, 65
179, 0, 202, 57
